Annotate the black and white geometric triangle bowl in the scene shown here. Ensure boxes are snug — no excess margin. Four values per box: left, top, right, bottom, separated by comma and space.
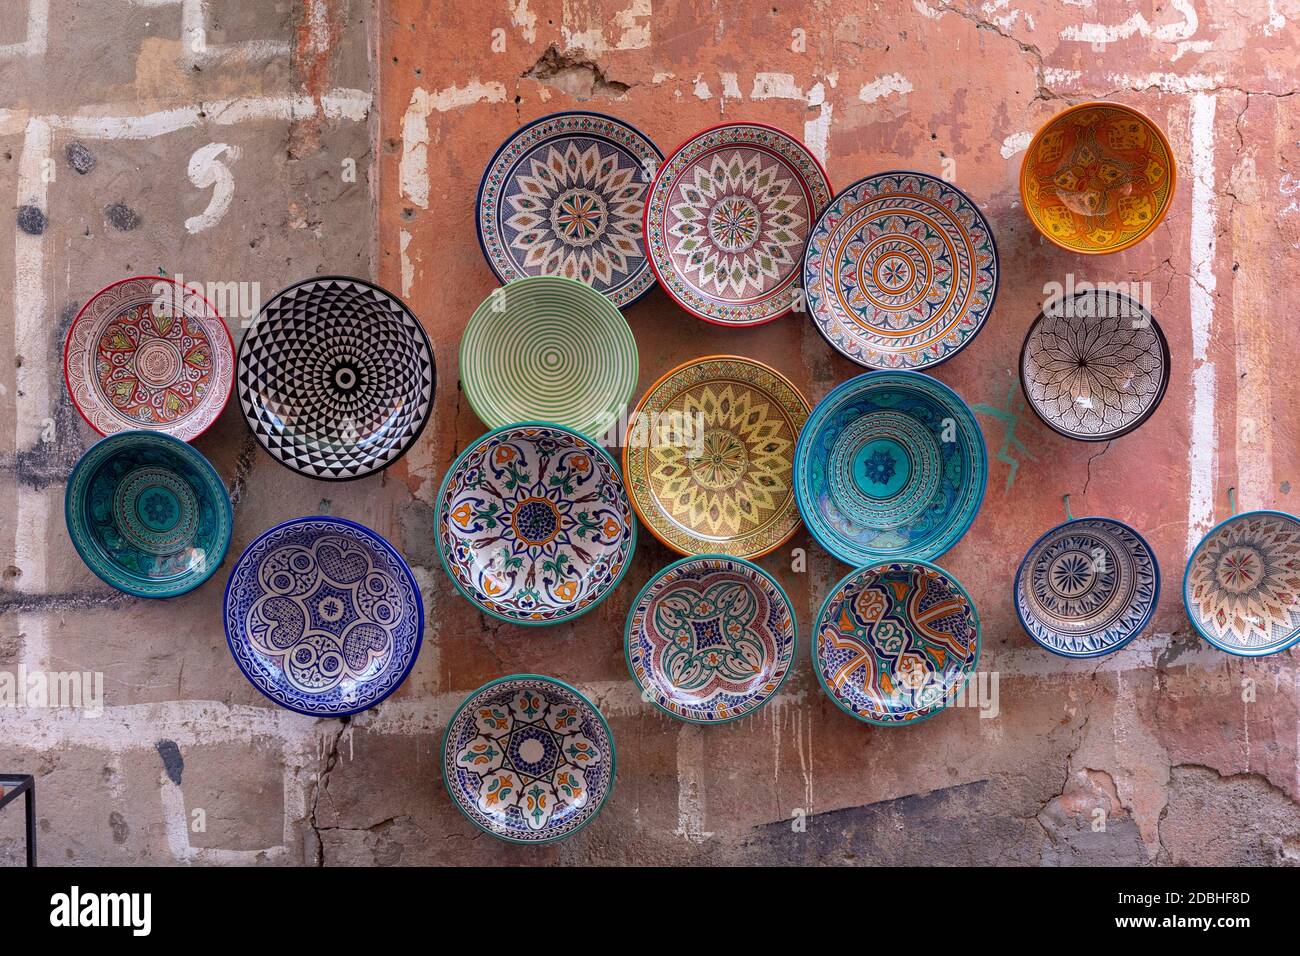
237, 276, 435, 481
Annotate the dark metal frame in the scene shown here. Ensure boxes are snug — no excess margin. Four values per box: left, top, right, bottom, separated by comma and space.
0, 774, 36, 867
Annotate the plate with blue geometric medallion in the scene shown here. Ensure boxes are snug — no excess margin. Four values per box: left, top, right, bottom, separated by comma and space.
223, 516, 423, 716
794, 371, 986, 566
1015, 517, 1159, 658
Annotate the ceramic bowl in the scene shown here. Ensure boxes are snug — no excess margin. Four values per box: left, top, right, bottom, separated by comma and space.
65, 430, 232, 597
436, 422, 636, 625
794, 371, 986, 565
813, 560, 980, 725
237, 276, 435, 480
1020, 289, 1169, 441
442, 674, 615, 843
644, 122, 833, 326
622, 355, 809, 558
1184, 509, 1300, 657
1020, 101, 1176, 254
223, 516, 423, 716
476, 110, 663, 309
64, 275, 234, 441
625, 555, 796, 723
804, 171, 998, 369
460, 275, 638, 442
1015, 517, 1160, 658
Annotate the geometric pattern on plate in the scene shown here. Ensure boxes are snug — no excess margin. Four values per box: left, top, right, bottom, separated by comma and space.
813, 560, 979, 725
476, 111, 663, 308
223, 516, 423, 716
804, 172, 998, 369
625, 555, 796, 723
436, 424, 636, 625
442, 675, 615, 843
644, 123, 832, 326
1015, 517, 1159, 658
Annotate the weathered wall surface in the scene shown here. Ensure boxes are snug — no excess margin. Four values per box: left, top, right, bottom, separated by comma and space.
3, 0, 1300, 865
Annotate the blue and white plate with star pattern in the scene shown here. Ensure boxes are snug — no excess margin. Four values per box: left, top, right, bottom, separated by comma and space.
223, 516, 423, 716
476, 111, 663, 309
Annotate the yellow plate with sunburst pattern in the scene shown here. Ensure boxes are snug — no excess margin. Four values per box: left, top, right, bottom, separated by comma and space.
622, 355, 810, 558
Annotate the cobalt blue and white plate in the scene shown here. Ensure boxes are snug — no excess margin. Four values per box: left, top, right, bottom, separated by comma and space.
1015, 517, 1159, 658
223, 516, 423, 716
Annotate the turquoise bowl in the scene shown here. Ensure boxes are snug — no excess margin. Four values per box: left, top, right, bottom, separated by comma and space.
65, 431, 232, 597
794, 371, 986, 566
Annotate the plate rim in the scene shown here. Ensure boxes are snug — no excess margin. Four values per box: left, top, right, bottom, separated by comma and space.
622, 553, 798, 725
643, 120, 832, 327
434, 419, 638, 627
221, 513, 425, 717
812, 557, 982, 726
440, 672, 617, 844
802, 169, 1000, 371
1013, 515, 1161, 659
473, 109, 664, 309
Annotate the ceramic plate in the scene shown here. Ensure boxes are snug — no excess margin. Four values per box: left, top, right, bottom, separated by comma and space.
813, 560, 979, 725
64, 276, 234, 441
436, 423, 636, 625
1184, 511, 1300, 657
65, 430, 232, 598
1021, 289, 1169, 441
1016, 517, 1159, 658
623, 356, 809, 558
223, 516, 423, 716
794, 371, 986, 565
237, 276, 435, 481
644, 122, 832, 326
625, 555, 796, 723
460, 275, 638, 441
476, 111, 663, 308
804, 172, 998, 369
443, 675, 615, 843
1020, 101, 1175, 254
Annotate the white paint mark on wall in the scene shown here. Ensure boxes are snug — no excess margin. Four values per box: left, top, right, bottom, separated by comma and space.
0, 0, 49, 60
692, 75, 712, 100
399, 229, 415, 298
1061, 0, 1198, 43
508, 0, 538, 43
912, 0, 942, 20
184, 143, 240, 234
674, 723, 713, 843
858, 72, 913, 104
804, 75, 836, 165
561, 0, 651, 53
399, 81, 504, 210
1000, 130, 1032, 159
1103, 72, 1223, 94
160, 773, 290, 863
751, 73, 803, 100
1187, 93, 1218, 554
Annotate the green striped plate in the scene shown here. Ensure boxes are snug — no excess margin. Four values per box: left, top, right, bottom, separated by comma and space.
461, 275, 638, 441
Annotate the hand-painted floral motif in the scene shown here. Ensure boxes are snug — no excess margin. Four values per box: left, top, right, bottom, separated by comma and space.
814, 561, 979, 725
626, 556, 796, 723
477, 112, 662, 308
1184, 512, 1300, 656
804, 172, 998, 369
1016, 518, 1159, 658
443, 676, 614, 843
224, 517, 423, 715
645, 123, 831, 326
437, 424, 635, 624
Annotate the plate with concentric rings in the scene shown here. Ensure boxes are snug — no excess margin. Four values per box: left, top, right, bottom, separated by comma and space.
237, 276, 435, 481
803, 171, 998, 369
461, 275, 638, 441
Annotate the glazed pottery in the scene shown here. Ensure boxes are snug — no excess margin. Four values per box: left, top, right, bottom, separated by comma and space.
436, 423, 636, 625
223, 516, 423, 716
644, 122, 832, 326
237, 276, 434, 480
804, 171, 998, 370
1020, 289, 1169, 441
794, 371, 986, 565
1020, 101, 1175, 254
1184, 495, 1300, 656
65, 430, 232, 597
623, 356, 809, 558
476, 111, 663, 308
460, 275, 638, 441
625, 555, 796, 723
813, 560, 979, 725
1015, 514, 1159, 658
64, 276, 234, 441
442, 675, 615, 843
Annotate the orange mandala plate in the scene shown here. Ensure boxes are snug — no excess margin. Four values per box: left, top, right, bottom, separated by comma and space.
1020, 102, 1176, 255
623, 356, 809, 558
